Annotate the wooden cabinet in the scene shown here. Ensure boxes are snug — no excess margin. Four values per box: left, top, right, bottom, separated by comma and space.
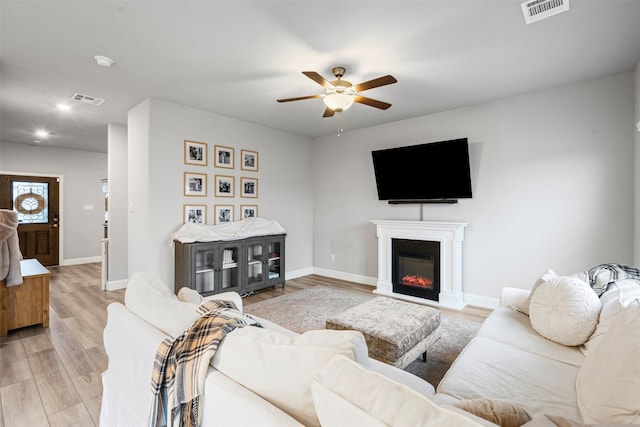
245, 235, 285, 292
0, 259, 50, 336
174, 234, 285, 296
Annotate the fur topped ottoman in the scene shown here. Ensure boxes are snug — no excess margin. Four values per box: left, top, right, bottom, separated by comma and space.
326, 297, 441, 369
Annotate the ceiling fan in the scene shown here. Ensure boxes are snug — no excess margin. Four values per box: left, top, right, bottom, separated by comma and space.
277, 67, 397, 117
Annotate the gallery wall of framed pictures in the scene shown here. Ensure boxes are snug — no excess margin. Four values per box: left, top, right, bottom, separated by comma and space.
182, 139, 260, 225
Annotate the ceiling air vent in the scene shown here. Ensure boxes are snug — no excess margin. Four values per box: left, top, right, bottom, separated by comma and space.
521, 0, 569, 24
71, 93, 105, 106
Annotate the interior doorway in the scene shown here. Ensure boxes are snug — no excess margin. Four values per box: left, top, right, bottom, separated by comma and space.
0, 174, 60, 266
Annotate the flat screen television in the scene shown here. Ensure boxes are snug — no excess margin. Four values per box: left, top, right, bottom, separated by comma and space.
371, 138, 472, 203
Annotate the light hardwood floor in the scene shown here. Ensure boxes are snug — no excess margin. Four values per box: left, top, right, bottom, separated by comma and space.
0, 263, 490, 426
0, 263, 124, 427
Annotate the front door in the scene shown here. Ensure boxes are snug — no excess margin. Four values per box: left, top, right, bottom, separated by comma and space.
0, 174, 60, 266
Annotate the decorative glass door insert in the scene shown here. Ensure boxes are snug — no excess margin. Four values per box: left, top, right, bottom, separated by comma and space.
221, 246, 240, 290
12, 181, 49, 224
267, 241, 281, 280
247, 242, 263, 285
194, 248, 215, 294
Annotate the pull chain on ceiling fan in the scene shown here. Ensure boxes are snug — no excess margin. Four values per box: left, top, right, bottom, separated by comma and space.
277, 67, 397, 117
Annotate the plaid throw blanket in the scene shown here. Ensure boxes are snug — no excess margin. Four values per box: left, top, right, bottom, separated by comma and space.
149, 299, 260, 427
588, 263, 640, 296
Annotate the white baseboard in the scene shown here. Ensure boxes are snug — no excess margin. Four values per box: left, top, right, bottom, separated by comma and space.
463, 293, 499, 310
312, 267, 378, 287
303, 267, 499, 310
106, 279, 128, 291
63, 256, 101, 266
285, 267, 314, 281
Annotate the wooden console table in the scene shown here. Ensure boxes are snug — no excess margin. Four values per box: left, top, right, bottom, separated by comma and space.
0, 259, 51, 336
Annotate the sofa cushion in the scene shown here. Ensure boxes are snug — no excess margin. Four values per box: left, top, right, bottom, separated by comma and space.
201, 368, 302, 427
436, 337, 581, 420
529, 277, 600, 346
124, 272, 199, 338
515, 268, 557, 315
311, 355, 487, 427
212, 326, 369, 427
477, 308, 584, 367
452, 399, 532, 427
177, 286, 203, 304
581, 278, 640, 355
367, 358, 436, 396
576, 299, 640, 424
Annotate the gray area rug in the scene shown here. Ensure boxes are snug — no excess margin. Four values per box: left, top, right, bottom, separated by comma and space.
245, 285, 481, 387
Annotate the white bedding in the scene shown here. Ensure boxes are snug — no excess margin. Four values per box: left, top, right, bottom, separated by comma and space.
172, 218, 286, 243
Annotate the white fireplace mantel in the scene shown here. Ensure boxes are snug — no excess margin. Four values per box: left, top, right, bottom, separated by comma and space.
371, 220, 469, 310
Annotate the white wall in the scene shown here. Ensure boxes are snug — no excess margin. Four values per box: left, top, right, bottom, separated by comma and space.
107, 124, 128, 285
0, 141, 107, 263
312, 72, 635, 306
128, 100, 152, 277
635, 61, 640, 266
127, 98, 314, 287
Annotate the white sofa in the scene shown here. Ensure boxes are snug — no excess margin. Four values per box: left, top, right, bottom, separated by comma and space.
100, 272, 491, 427
101, 270, 640, 426
435, 270, 640, 426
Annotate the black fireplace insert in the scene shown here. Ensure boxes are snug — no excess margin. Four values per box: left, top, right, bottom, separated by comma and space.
391, 238, 440, 301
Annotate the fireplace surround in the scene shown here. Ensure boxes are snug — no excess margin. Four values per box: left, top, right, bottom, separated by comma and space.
371, 220, 469, 310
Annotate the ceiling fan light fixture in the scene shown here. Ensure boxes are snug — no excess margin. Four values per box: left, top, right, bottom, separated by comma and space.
323, 92, 354, 112
277, 67, 396, 117
94, 55, 114, 67
35, 129, 49, 138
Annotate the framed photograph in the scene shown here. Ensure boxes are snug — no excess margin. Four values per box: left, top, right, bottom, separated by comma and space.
214, 145, 234, 169
184, 172, 207, 196
184, 140, 207, 166
240, 177, 258, 198
183, 204, 206, 224
214, 205, 234, 224
215, 175, 235, 197
241, 149, 259, 172
241, 205, 258, 219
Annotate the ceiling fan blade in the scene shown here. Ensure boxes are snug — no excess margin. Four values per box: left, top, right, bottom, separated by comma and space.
354, 96, 392, 110
303, 71, 334, 89
322, 108, 335, 118
353, 75, 397, 92
277, 94, 323, 103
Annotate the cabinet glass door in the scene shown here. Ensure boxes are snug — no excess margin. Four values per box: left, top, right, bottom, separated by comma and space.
267, 240, 282, 281
247, 242, 264, 285
220, 245, 240, 291
194, 248, 215, 294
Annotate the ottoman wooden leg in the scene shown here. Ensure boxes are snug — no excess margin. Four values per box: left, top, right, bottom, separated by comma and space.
422, 351, 427, 362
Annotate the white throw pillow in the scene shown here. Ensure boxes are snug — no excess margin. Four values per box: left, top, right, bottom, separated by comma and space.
529, 276, 601, 346
576, 299, 640, 424
212, 327, 370, 427
124, 272, 199, 338
177, 286, 203, 304
517, 269, 589, 316
515, 268, 558, 315
311, 355, 485, 427
581, 279, 640, 355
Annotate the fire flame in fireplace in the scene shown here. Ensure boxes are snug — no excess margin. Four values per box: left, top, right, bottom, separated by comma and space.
401, 275, 433, 288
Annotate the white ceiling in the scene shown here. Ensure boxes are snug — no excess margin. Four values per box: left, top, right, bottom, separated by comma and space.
1, 1, 639, 153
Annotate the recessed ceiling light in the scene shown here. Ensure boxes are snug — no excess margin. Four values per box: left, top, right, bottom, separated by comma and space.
35, 130, 49, 138
56, 103, 71, 111
94, 55, 114, 67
